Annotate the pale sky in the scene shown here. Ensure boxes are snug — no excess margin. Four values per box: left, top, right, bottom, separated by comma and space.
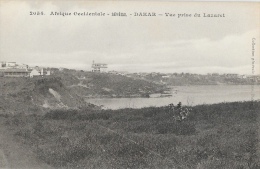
0, 1, 259, 74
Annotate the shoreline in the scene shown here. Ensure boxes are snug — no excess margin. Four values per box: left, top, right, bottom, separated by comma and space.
83, 84, 260, 99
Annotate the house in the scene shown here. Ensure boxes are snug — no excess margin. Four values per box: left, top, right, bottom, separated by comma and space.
30, 69, 41, 77
0, 68, 29, 77
1, 61, 28, 69
0, 61, 30, 77
16, 64, 29, 69
6, 62, 16, 67
91, 60, 107, 72
30, 68, 51, 78
0, 61, 51, 78
0, 61, 17, 69
0, 61, 6, 68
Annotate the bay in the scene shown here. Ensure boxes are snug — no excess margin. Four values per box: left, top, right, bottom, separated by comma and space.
86, 85, 260, 109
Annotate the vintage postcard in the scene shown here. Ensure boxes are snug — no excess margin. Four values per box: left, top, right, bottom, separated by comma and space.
0, 1, 259, 168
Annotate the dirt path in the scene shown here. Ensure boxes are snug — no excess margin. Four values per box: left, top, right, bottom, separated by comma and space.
0, 119, 53, 169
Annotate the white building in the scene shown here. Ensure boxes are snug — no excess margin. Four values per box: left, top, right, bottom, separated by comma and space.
17, 64, 29, 69
1, 61, 28, 69
30, 68, 51, 78
0, 68, 29, 77
91, 60, 107, 72
0, 61, 51, 78
1, 61, 17, 69
30, 69, 41, 77
0, 61, 30, 77
6, 62, 16, 67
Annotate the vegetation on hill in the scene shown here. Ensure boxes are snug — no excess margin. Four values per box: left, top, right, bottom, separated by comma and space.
0, 68, 168, 114
1, 68, 259, 168
131, 72, 260, 86
51, 69, 167, 98
0, 76, 93, 114
2, 101, 259, 168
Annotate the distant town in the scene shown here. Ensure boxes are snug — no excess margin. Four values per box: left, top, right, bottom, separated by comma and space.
1, 60, 259, 85
0, 61, 50, 78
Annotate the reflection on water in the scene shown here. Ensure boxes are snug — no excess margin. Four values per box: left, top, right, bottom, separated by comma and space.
86, 85, 260, 110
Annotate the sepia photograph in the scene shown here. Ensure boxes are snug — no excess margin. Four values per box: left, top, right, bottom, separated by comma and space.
0, 1, 259, 168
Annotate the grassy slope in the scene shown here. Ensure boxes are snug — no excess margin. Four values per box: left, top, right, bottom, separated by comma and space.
0, 70, 166, 115
0, 77, 91, 114
2, 101, 259, 169
0, 119, 54, 169
52, 69, 166, 97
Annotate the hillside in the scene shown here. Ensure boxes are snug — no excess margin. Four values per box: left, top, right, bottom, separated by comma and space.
0, 76, 94, 114
1, 69, 259, 168
51, 69, 167, 98
130, 73, 260, 86
0, 70, 167, 114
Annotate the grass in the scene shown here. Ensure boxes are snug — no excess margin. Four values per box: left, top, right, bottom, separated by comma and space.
3, 101, 260, 168
50, 70, 167, 98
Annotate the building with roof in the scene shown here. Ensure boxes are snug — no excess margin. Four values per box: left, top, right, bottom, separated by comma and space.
91, 60, 108, 72
1, 61, 15, 69
0, 61, 51, 78
1, 61, 28, 69
0, 68, 29, 77
30, 68, 51, 77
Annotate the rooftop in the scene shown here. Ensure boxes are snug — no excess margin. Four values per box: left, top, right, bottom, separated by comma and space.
0, 68, 29, 73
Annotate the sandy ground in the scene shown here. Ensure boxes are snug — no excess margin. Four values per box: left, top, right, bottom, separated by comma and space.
0, 119, 53, 169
